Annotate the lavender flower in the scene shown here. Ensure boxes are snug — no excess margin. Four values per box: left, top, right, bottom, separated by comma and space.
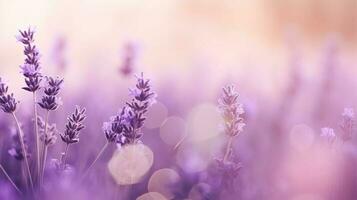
211, 158, 242, 191
60, 106, 86, 144
103, 73, 156, 145
39, 76, 63, 111
0, 78, 17, 113
102, 110, 126, 143
340, 108, 354, 141
8, 126, 30, 161
218, 85, 245, 137
320, 127, 336, 145
37, 116, 58, 146
17, 27, 42, 92
120, 42, 138, 76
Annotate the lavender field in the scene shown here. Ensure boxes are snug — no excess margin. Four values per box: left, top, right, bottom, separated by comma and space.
0, 1, 357, 200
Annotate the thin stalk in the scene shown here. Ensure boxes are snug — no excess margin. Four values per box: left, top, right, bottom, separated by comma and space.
223, 136, 234, 163
81, 142, 109, 179
173, 135, 187, 151
61, 144, 70, 169
0, 164, 22, 194
40, 145, 48, 185
11, 113, 34, 190
33, 91, 40, 183
40, 111, 49, 186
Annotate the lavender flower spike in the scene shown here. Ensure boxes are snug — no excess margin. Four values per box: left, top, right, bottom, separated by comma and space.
61, 106, 86, 144
8, 126, 31, 161
38, 116, 58, 146
0, 78, 18, 113
340, 107, 355, 141
102, 73, 156, 146
218, 85, 245, 137
39, 76, 63, 111
219, 85, 245, 163
123, 73, 156, 144
17, 27, 42, 92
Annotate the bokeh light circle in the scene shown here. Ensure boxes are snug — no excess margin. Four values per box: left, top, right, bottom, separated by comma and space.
148, 168, 181, 199
187, 103, 222, 142
289, 124, 315, 152
145, 101, 169, 129
108, 144, 154, 185
136, 192, 167, 200
160, 116, 187, 146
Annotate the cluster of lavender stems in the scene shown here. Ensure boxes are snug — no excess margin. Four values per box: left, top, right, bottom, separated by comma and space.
0, 78, 33, 191
218, 85, 245, 163
0, 28, 75, 196
82, 73, 156, 179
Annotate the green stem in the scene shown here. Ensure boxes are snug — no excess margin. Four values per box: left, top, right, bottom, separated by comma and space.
0, 164, 22, 194
81, 142, 109, 179
33, 91, 40, 184
11, 113, 34, 190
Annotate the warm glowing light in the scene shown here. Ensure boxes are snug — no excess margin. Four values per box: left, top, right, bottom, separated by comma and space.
187, 103, 222, 142
148, 168, 181, 199
108, 144, 154, 185
160, 116, 187, 146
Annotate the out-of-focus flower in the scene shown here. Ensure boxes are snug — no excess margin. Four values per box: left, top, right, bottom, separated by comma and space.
119, 42, 138, 76
50, 36, 67, 72
60, 106, 86, 144
37, 116, 58, 146
320, 127, 336, 145
39, 76, 63, 111
0, 78, 17, 113
340, 107, 354, 141
49, 159, 74, 176
17, 27, 42, 92
218, 85, 245, 137
8, 126, 30, 161
207, 158, 242, 191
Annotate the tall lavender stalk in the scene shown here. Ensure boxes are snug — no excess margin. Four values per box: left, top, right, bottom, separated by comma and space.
17, 28, 43, 181
38, 76, 63, 184
0, 78, 34, 190
82, 73, 156, 179
60, 106, 86, 168
218, 85, 245, 163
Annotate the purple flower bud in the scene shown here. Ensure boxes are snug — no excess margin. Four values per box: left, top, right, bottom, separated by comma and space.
39, 76, 63, 111
17, 27, 42, 92
0, 78, 17, 113
60, 106, 86, 144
